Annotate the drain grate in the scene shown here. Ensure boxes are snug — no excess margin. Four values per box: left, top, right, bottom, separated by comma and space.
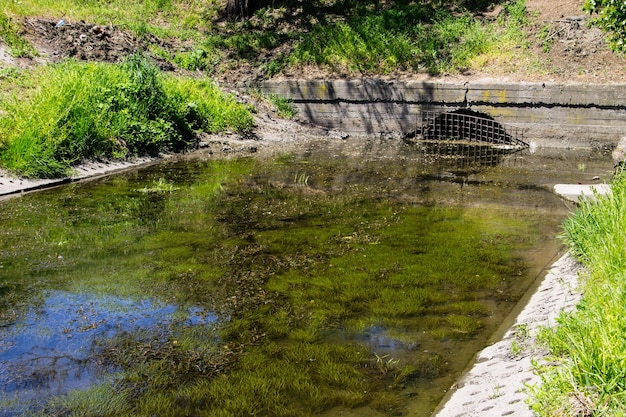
419, 109, 528, 148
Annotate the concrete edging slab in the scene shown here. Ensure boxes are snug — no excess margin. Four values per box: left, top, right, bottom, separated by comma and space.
434, 253, 582, 417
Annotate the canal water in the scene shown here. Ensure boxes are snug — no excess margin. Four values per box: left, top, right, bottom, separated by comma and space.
0, 138, 615, 416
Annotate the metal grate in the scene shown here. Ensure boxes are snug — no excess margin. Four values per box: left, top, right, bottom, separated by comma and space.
419, 110, 528, 148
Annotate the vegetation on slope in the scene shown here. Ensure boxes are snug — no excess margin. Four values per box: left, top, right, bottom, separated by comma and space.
529, 171, 626, 415
0, 0, 541, 178
584, 0, 626, 52
0, 54, 253, 178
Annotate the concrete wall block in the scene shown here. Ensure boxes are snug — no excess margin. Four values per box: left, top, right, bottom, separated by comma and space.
257, 79, 626, 147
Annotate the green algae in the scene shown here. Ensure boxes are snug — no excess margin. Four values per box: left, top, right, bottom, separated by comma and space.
0, 141, 586, 417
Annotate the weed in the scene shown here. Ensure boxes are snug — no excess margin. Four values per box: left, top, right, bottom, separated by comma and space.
268, 94, 297, 119
0, 11, 37, 58
537, 24, 556, 53
293, 171, 310, 186
138, 177, 179, 193
374, 353, 400, 376
510, 340, 522, 356
0, 56, 253, 177
263, 59, 285, 77
173, 42, 222, 72
502, 0, 529, 27
516, 323, 529, 339
489, 383, 504, 399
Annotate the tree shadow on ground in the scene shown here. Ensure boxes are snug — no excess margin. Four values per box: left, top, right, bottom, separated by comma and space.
215, 0, 516, 78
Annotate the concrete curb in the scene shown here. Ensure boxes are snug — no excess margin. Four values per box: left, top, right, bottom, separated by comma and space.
434, 253, 582, 417
553, 183, 611, 203
0, 157, 160, 199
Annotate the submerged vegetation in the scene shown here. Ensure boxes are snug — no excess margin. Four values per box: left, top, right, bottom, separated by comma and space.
0, 147, 566, 416
529, 170, 626, 415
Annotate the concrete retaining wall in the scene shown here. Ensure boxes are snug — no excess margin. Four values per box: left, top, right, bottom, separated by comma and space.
255, 79, 626, 148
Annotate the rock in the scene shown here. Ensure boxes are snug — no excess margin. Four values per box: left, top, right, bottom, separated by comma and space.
612, 136, 626, 167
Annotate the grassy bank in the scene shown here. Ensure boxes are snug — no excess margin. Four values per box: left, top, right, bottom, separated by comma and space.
0, 0, 541, 179
0, 0, 539, 78
289, 0, 530, 75
529, 171, 626, 415
0, 55, 253, 178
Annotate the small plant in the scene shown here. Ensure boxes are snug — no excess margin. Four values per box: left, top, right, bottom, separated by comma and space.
537, 24, 556, 53
268, 94, 297, 119
138, 178, 178, 193
515, 323, 530, 340
489, 383, 503, 399
510, 340, 522, 356
174, 46, 220, 72
263, 59, 285, 78
374, 353, 400, 376
293, 171, 310, 186
509, 323, 531, 356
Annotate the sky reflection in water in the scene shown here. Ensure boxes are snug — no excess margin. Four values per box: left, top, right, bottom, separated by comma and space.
0, 291, 215, 409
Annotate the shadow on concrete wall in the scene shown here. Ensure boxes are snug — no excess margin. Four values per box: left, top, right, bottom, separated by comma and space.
256, 78, 626, 148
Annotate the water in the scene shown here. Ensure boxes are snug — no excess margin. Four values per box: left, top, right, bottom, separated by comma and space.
0, 138, 615, 416
0, 292, 215, 402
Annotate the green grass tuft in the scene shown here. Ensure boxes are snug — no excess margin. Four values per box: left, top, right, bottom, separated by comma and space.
0, 11, 37, 58
0, 56, 253, 178
289, 0, 530, 75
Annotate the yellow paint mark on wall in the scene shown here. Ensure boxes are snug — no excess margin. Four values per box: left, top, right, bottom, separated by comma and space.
315, 83, 328, 100
482, 90, 508, 103
488, 108, 514, 118
567, 113, 584, 125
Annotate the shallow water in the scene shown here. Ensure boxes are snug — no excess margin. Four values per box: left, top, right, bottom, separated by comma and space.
0, 138, 615, 416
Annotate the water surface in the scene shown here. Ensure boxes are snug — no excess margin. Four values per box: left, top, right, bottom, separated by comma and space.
0, 138, 614, 416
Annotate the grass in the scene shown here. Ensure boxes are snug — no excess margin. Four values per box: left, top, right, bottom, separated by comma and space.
267, 94, 298, 119
0, 10, 37, 58
0, 55, 253, 178
1, 0, 212, 38
289, 0, 532, 75
3, 0, 538, 77
528, 170, 626, 415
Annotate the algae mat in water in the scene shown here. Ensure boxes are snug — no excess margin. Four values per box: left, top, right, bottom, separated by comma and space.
0, 140, 572, 416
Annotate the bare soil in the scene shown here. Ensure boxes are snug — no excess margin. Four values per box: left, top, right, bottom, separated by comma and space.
523, 0, 626, 83
19, 17, 177, 70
